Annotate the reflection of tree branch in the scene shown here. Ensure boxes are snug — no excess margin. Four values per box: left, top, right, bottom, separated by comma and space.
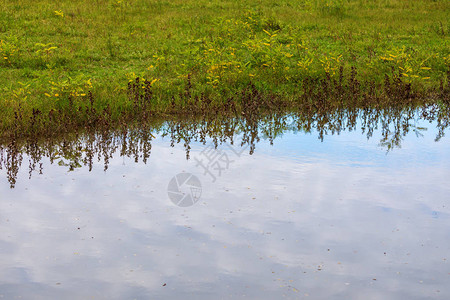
1, 103, 449, 188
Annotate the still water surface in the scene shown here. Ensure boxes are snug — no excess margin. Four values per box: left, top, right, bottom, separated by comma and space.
0, 109, 449, 299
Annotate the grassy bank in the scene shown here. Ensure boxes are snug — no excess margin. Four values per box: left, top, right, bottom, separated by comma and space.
1, 0, 449, 136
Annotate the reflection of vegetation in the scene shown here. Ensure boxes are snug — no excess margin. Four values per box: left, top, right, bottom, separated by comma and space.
1, 102, 449, 188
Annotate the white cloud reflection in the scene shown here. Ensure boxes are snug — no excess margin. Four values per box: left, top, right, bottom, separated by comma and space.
0, 127, 449, 300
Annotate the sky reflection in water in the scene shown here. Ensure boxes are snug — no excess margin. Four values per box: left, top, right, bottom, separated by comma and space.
0, 111, 449, 300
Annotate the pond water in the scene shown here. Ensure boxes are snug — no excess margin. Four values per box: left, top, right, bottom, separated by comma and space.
0, 108, 449, 299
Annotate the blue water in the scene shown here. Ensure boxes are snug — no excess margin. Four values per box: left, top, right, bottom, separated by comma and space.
0, 113, 449, 299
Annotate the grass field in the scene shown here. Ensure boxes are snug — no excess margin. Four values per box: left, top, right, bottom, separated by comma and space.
0, 0, 449, 136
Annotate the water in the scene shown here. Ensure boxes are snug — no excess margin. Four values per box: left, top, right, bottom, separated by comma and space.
0, 108, 449, 299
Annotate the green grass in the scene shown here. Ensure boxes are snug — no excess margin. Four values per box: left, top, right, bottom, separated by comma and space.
0, 0, 449, 135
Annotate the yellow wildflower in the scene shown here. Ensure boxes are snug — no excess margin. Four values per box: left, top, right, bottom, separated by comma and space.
54, 10, 64, 17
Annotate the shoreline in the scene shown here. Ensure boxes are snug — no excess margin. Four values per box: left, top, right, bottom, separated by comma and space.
1, 0, 449, 137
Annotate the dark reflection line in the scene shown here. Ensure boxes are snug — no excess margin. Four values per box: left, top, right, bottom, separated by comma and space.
0, 104, 449, 188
